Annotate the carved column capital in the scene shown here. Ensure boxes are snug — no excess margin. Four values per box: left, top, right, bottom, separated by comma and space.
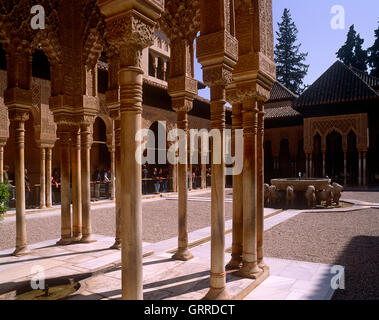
8, 109, 29, 123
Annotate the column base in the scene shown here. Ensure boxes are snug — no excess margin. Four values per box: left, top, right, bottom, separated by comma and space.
258, 258, 266, 269
235, 261, 263, 279
225, 256, 243, 270
56, 237, 72, 245
110, 239, 121, 250
172, 248, 194, 261
13, 246, 31, 256
71, 234, 83, 243
40, 205, 46, 209
80, 234, 97, 243
203, 287, 231, 300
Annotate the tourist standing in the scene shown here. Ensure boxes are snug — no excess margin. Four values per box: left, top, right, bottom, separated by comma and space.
52, 168, 60, 204
104, 168, 111, 198
92, 168, 101, 200
153, 168, 160, 194
162, 167, 169, 193
142, 164, 148, 194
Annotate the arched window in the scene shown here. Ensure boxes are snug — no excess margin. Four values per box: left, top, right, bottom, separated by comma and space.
32, 50, 50, 80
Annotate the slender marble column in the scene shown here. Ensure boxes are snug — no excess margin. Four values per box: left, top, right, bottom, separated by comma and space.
12, 115, 30, 255
109, 146, 116, 200
81, 123, 96, 243
172, 111, 193, 261
0, 143, 4, 183
309, 154, 313, 178
359, 152, 362, 185
56, 130, 72, 245
204, 85, 230, 300
236, 97, 261, 279
119, 49, 144, 300
305, 154, 309, 178
201, 163, 207, 189
363, 151, 367, 186
226, 103, 243, 270
71, 128, 82, 242
111, 124, 121, 249
46, 147, 52, 207
322, 152, 326, 177
39, 147, 46, 209
257, 103, 265, 268
343, 152, 347, 186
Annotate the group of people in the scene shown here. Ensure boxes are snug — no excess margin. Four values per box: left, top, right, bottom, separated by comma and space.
92, 167, 112, 200
151, 167, 169, 194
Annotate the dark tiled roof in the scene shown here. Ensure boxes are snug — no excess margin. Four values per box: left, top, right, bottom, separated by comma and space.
295, 61, 379, 108
265, 102, 301, 120
268, 81, 298, 102
350, 66, 379, 88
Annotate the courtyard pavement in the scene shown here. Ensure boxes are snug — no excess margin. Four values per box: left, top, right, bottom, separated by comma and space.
0, 189, 378, 300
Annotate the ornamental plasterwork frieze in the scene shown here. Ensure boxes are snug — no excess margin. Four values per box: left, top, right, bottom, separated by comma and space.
304, 114, 369, 153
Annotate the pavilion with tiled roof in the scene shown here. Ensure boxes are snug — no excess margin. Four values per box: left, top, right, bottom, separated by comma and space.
263, 61, 379, 186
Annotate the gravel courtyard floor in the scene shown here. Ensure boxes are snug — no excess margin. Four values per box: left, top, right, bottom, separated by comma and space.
1, 190, 378, 300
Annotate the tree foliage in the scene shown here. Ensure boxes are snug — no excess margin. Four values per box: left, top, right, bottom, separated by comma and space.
368, 21, 379, 78
336, 25, 368, 71
274, 8, 309, 94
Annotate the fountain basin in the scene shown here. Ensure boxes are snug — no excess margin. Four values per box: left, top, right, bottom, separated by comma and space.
271, 178, 331, 191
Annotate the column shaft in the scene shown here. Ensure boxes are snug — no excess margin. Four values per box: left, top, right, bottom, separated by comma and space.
13, 119, 29, 255
305, 154, 309, 178
172, 111, 193, 261
71, 129, 82, 241
257, 105, 265, 268
110, 147, 116, 200
322, 152, 326, 177
358, 152, 362, 185
111, 126, 121, 249
0, 144, 4, 183
237, 97, 261, 279
81, 124, 96, 243
46, 148, 52, 207
39, 148, 46, 209
57, 131, 72, 245
363, 152, 367, 186
119, 65, 143, 300
344, 152, 347, 186
226, 103, 243, 270
205, 85, 229, 299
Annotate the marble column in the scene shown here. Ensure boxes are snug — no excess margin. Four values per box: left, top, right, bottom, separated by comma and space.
172, 111, 193, 261
119, 46, 144, 300
309, 154, 313, 178
343, 151, 347, 186
358, 151, 362, 185
81, 123, 96, 243
226, 103, 243, 270
39, 147, 46, 209
111, 124, 121, 249
322, 152, 326, 177
257, 104, 265, 268
56, 130, 72, 245
109, 146, 116, 200
204, 84, 230, 299
305, 154, 309, 178
12, 113, 30, 255
0, 142, 4, 183
201, 163, 207, 189
363, 151, 367, 186
71, 128, 82, 242
46, 147, 53, 208
236, 97, 261, 279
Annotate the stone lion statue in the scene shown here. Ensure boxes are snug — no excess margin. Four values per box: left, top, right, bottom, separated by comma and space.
318, 184, 334, 207
264, 183, 270, 206
286, 185, 295, 207
305, 185, 316, 208
332, 182, 343, 205
268, 185, 281, 207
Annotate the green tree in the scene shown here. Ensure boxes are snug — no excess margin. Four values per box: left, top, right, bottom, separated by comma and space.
0, 182, 9, 217
274, 8, 309, 94
336, 25, 368, 71
368, 21, 379, 78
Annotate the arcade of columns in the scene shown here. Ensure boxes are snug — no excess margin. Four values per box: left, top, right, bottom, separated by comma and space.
0, 0, 275, 300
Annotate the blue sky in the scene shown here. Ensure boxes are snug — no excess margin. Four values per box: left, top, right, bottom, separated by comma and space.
195, 0, 379, 99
